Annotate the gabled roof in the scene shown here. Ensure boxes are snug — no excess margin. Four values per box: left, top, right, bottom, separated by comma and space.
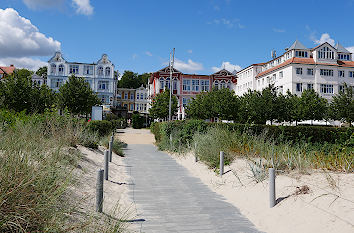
156, 66, 182, 74
289, 40, 308, 50
212, 68, 234, 76
0, 65, 15, 75
311, 42, 337, 51
335, 43, 351, 53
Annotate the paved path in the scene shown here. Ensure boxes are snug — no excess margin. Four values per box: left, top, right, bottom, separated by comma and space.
122, 133, 261, 232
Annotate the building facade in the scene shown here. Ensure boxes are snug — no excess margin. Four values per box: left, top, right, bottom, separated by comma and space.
236, 40, 354, 100
149, 67, 237, 119
47, 52, 116, 105
135, 86, 149, 114
116, 88, 136, 113
31, 74, 46, 86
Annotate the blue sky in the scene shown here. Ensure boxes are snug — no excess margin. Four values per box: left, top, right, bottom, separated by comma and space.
1, 0, 354, 75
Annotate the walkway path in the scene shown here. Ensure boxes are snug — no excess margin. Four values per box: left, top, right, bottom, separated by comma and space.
119, 128, 261, 233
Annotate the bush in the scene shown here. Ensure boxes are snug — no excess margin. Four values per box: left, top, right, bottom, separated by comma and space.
132, 114, 144, 129
111, 118, 127, 129
87, 120, 113, 136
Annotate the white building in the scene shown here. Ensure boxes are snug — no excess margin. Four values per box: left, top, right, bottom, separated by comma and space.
47, 52, 116, 105
135, 85, 148, 114
31, 74, 46, 86
236, 40, 354, 99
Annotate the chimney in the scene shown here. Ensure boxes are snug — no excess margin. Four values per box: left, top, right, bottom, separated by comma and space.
10, 64, 14, 67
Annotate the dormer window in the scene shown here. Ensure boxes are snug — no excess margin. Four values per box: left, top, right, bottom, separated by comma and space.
318, 46, 335, 59
51, 64, 56, 74
105, 67, 111, 76
58, 64, 64, 74
338, 54, 350, 61
295, 51, 308, 58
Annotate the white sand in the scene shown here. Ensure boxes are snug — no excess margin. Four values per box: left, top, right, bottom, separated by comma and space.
116, 128, 354, 233
170, 153, 354, 233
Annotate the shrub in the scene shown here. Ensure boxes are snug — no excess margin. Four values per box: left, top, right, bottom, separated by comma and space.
87, 120, 113, 136
111, 118, 127, 129
132, 113, 144, 129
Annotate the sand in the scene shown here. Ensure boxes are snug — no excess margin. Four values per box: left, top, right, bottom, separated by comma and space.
116, 128, 354, 233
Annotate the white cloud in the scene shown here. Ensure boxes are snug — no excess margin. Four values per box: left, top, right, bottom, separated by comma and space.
0, 8, 61, 58
212, 61, 242, 73
170, 58, 203, 73
187, 50, 193, 54
346, 46, 354, 54
314, 33, 335, 46
72, 0, 93, 15
209, 18, 244, 29
273, 28, 285, 33
0, 57, 47, 71
23, 0, 64, 9
145, 51, 153, 57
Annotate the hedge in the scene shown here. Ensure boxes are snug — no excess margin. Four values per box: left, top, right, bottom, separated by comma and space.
87, 120, 114, 136
151, 120, 353, 146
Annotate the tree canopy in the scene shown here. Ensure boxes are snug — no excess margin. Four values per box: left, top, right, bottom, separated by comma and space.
117, 70, 150, 89
57, 75, 101, 115
149, 90, 178, 120
330, 84, 354, 125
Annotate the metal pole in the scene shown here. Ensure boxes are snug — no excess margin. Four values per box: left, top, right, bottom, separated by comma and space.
96, 169, 104, 212
220, 151, 224, 176
168, 48, 175, 121
269, 168, 276, 208
109, 140, 113, 162
104, 150, 109, 180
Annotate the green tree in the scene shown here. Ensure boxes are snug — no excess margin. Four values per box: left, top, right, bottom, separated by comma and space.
261, 85, 278, 124
118, 71, 150, 89
239, 90, 265, 124
286, 91, 303, 125
300, 89, 327, 123
0, 68, 55, 113
36, 66, 47, 79
186, 92, 212, 119
57, 75, 101, 115
149, 90, 178, 120
330, 84, 354, 125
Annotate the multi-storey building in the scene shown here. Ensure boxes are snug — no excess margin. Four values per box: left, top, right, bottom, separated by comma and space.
135, 85, 149, 114
148, 66, 237, 119
47, 52, 116, 105
236, 40, 354, 99
116, 88, 136, 113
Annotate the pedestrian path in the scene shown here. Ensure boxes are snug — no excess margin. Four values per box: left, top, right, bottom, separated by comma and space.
123, 140, 262, 233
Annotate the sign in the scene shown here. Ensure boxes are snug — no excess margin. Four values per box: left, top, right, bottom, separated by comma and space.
92, 106, 103, 121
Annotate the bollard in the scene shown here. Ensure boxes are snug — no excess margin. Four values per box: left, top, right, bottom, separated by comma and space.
195, 154, 198, 162
109, 140, 113, 162
96, 169, 104, 212
269, 168, 276, 208
220, 151, 224, 177
104, 150, 109, 180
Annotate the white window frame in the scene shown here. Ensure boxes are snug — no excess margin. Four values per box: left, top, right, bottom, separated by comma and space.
296, 83, 302, 92
296, 68, 303, 75
183, 79, 191, 91
320, 69, 334, 76
320, 84, 334, 94
69, 65, 79, 74
307, 68, 314, 75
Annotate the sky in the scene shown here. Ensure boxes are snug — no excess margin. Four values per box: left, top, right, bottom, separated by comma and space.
1, 0, 354, 75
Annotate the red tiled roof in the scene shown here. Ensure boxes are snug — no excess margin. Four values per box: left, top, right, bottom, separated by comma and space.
256, 58, 354, 78
0, 66, 15, 75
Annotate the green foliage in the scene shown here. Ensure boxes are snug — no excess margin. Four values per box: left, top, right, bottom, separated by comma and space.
0, 69, 55, 113
151, 120, 354, 172
87, 120, 114, 136
149, 89, 178, 120
330, 83, 354, 125
117, 70, 149, 88
57, 75, 101, 115
35, 66, 47, 79
300, 89, 328, 122
132, 113, 144, 129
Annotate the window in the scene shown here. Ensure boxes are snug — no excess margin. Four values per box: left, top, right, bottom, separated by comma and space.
320, 84, 333, 94
144, 93, 147, 99
51, 64, 56, 74
183, 79, 191, 91
172, 80, 177, 91
159, 78, 164, 90
278, 86, 283, 94
307, 83, 313, 90
140, 93, 143, 99
144, 104, 147, 111
295, 51, 308, 58
124, 93, 128, 99
165, 78, 170, 89
69, 65, 79, 74
279, 71, 283, 78
296, 68, 303, 75
105, 67, 111, 76
52, 78, 63, 88
318, 46, 335, 59
213, 81, 219, 90
307, 68, 314, 75
136, 93, 139, 99
220, 80, 227, 89
98, 81, 109, 90
97, 66, 103, 76
200, 80, 209, 91
58, 64, 64, 74
296, 83, 302, 92
130, 104, 134, 111
192, 80, 200, 92
320, 69, 334, 76
84, 65, 93, 75
130, 93, 134, 100
182, 97, 191, 107
339, 85, 345, 92
338, 54, 350, 60
338, 70, 345, 77
349, 71, 354, 78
